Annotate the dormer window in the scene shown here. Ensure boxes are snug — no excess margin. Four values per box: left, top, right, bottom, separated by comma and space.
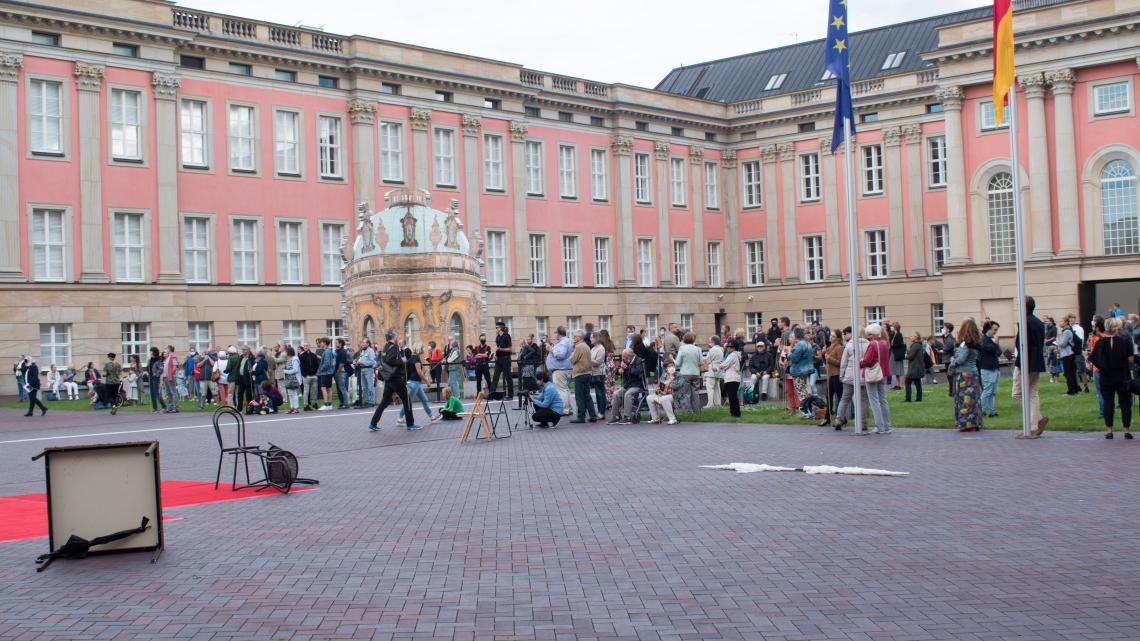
820, 69, 835, 81
764, 73, 788, 91
881, 51, 906, 70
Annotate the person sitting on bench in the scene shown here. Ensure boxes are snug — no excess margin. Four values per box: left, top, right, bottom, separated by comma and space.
531, 370, 563, 428
438, 387, 463, 421
608, 348, 647, 425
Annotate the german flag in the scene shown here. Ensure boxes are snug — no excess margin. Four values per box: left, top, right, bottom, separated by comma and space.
993, 0, 1014, 125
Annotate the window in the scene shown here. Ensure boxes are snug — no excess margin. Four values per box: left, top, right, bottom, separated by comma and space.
180, 99, 208, 168
680, 314, 693, 330
277, 221, 302, 284
705, 132, 717, 142
381, 83, 401, 95
704, 162, 719, 209
644, 314, 659, 332
821, 69, 835, 81
746, 313, 763, 337
232, 219, 258, 283
798, 122, 816, 133
486, 230, 507, 285
593, 237, 611, 287
183, 217, 210, 283
928, 136, 947, 188
40, 324, 70, 368
931, 304, 945, 336
927, 103, 944, 114
987, 172, 1016, 263
484, 98, 501, 110
590, 116, 604, 127
803, 235, 824, 283
598, 316, 611, 332
317, 75, 338, 89
558, 111, 573, 123
274, 69, 296, 82
1094, 82, 1130, 116
494, 317, 513, 331
558, 145, 577, 198
865, 306, 885, 325
228, 62, 251, 76
865, 230, 888, 278
590, 149, 607, 201
179, 55, 204, 69
881, 51, 906, 69
980, 101, 1010, 130
634, 153, 651, 203
860, 112, 879, 124
28, 79, 63, 154
109, 89, 141, 160
764, 73, 787, 91
525, 106, 540, 118
672, 240, 689, 286
120, 322, 149, 358
320, 223, 344, 285
483, 134, 504, 191
742, 161, 762, 207
671, 127, 684, 137
379, 122, 404, 182
800, 153, 821, 201
637, 238, 655, 287
326, 320, 343, 341
745, 240, 765, 286
282, 321, 304, 347
112, 212, 144, 282
561, 235, 579, 287
434, 90, 452, 103
670, 157, 687, 206
707, 242, 722, 287
188, 322, 212, 354
273, 110, 300, 176
236, 321, 260, 348
862, 144, 884, 195
930, 224, 949, 273
318, 115, 342, 178
433, 128, 456, 187
803, 309, 822, 325
529, 234, 547, 286
228, 105, 256, 172
566, 316, 581, 332
1102, 159, 1138, 255
31, 31, 59, 46
31, 208, 65, 281
535, 317, 548, 338
635, 121, 648, 132
525, 141, 544, 195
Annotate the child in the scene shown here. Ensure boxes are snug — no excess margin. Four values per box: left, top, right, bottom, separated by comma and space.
125, 367, 139, 405
259, 380, 283, 414
439, 387, 463, 421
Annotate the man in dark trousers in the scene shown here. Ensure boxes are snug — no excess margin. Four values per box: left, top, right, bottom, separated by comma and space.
369, 330, 418, 431
473, 333, 492, 396
1015, 296, 1049, 437
490, 322, 514, 399
23, 356, 47, 417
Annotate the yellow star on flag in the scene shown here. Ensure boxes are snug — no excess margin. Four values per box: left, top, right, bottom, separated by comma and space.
832, 39, 846, 53
831, 15, 844, 29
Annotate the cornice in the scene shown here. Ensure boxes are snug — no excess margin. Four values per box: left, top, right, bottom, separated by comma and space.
925, 13, 1140, 65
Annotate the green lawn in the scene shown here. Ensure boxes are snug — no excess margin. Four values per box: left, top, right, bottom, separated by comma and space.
684, 377, 1109, 431
0, 397, 217, 413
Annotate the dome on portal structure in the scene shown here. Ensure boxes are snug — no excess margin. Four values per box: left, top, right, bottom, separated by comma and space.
353, 189, 470, 259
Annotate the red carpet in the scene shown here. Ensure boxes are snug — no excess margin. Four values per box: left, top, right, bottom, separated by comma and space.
0, 481, 315, 543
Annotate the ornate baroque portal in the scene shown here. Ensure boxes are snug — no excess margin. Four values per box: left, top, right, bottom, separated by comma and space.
342, 189, 482, 349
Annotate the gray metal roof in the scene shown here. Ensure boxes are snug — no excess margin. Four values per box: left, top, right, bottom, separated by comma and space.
654, 2, 1070, 103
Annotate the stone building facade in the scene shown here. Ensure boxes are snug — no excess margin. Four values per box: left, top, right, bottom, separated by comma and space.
1, 0, 1139, 392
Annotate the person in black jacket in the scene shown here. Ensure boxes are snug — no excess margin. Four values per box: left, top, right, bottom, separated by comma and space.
369, 331, 418, 431
517, 335, 543, 395
299, 344, 321, 411
979, 321, 1002, 417
889, 322, 906, 391
941, 322, 956, 397
1089, 316, 1134, 439
1014, 296, 1048, 437
23, 357, 47, 417
490, 322, 514, 399
749, 342, 775, 401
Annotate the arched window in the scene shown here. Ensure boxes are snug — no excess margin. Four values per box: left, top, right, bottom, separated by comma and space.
449, 312, 463, 348
404, 313, 419, 347
987, 172, 1015, 264
1102, 159, 1139, 256
362, 315, 375, 344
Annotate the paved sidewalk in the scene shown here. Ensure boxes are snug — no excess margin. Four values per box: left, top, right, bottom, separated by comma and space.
0, 408, 1137, 641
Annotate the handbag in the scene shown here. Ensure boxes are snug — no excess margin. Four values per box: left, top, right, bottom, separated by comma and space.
862, 343, 884, 384
285, 377, 300, 390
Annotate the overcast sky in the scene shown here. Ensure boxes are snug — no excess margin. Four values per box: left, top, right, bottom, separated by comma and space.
185, 0, 984, 88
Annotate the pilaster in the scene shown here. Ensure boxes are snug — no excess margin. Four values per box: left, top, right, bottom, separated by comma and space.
760, 144, 781, 282
348, 98, 378, 217
902, 124, 927, 276
721, 149, 740, 286
0, 52, 23, 282
461, 114, 481, 237
76, 62, 107, 283
819, 136, 842, 281
612, 134, 635, 285
1020, 73, 1053, 258
509, 121, 530, 285
777, 143, 798, 284
153, 72, 182, 283
937, 86, 970, 266
410, 107, 431, 190
1047, 69, 1081, 257
883, 126, 906, 276
654, 141, 670, 286
688, 145, 705, 286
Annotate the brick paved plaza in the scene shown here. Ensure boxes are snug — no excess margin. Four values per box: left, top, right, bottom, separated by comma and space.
0, 408, 1137, 641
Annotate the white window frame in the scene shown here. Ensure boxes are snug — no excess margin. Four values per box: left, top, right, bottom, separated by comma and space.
707, 241, 722, 287
928, 136, 947, 188
120, 322, 149, 359
865, 306, 886, 326
1091, 78, 1133, 118
183, 215, 212, 284
1102, 159, 1139, 256
764, 73, 787, 91
803, 235, 825, 283
179, 98, 210, 169
799, 153, 821, 202
637, 238, 655, 287
320, 222, 344, 285
881, 51, 906, 70
109, 87, 144, 162
704, 162, 719, 209
670, 157, 687, 206
803, 309, 822, 325
745, 313, 764, 337
379, 121, 405, 183
979, 100, 1010, 131
558, 144, 578, 199
432, 127, 456, 188
566, 316, 581, 332
30, 206, 68, 282
672, 239, 689, 286
486, 230, 507, 285
277, 219, 304, 285
27, 76, 66, 157
861, 144, 884, 195
228, 103, 257, 173
598, 316, 612, 332
560, 234, 580, 287
865, 229, 888, 279
326, 320, 343, 342
525, 140, 544, 196
273, 108, 302, 177
535, 317, 548, 339
987, 172, 1016, 264
742, 161, 762, 208
745, 240, 765, 286
529, 233, 547, 286
930, 224, 949, 274
111, 210, 146, 283
680, 314, 693, 331
235, 321, 260, 348
231, 218, 260, 284
931, 303, 945, 337
187, 322, 212, 354
282, 320, 304, 347
40, 323, 71, 368
644, 314, 659, 332
634, 152, 651, 204
318, 114, 343, 179
589, 148, 608, 201
483, 134, 504, 191
592, 236, 611, 288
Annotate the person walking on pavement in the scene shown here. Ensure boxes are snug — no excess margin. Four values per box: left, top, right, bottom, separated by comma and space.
368, 331, 419, 431
23, 356, 47, 417
1013, 296, 1049, 438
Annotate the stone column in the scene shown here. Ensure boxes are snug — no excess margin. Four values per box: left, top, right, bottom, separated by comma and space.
819, 136, 841, 280
778, 143, 798, 283
883, 126, 906, 276
347, 98, 377, 215
721, 150, 740, 286
612, 135, 635, 285
1047, 69, 1081, 256
689, 145, 706, 286
0, 52, 22, 282
509, 121, 530, 285
761, 145, 781, 282
461, 114, 481, 237
937, 86, 969, 265
410, 108, 431, 191
654, 141, 670, 286
152, 73, 182, 283
903, 124, 926, 276
1019, 73, 1053, 258
75, 62, 107, 283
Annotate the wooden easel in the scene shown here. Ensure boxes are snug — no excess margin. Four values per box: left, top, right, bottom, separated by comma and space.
458, 393, 494, 443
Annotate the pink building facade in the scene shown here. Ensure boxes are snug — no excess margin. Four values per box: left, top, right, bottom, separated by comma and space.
1, 0, 1139, 390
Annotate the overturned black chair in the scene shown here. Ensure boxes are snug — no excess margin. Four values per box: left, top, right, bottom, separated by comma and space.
211, 406, 318, 493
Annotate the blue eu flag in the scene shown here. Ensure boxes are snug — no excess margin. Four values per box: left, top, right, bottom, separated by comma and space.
824, 0, 855, 153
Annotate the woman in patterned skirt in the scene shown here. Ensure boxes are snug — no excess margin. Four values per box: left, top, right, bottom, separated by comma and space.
953, 319, 983, 432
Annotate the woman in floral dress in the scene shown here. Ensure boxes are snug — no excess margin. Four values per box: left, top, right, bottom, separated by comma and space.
953, 319, 983, 432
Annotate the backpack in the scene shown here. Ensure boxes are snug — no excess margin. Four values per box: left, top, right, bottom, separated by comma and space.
922, 350, 933, 371
377, 344, 398, 380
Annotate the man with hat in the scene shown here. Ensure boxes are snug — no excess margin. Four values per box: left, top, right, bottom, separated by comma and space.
369, 330, 419, 431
